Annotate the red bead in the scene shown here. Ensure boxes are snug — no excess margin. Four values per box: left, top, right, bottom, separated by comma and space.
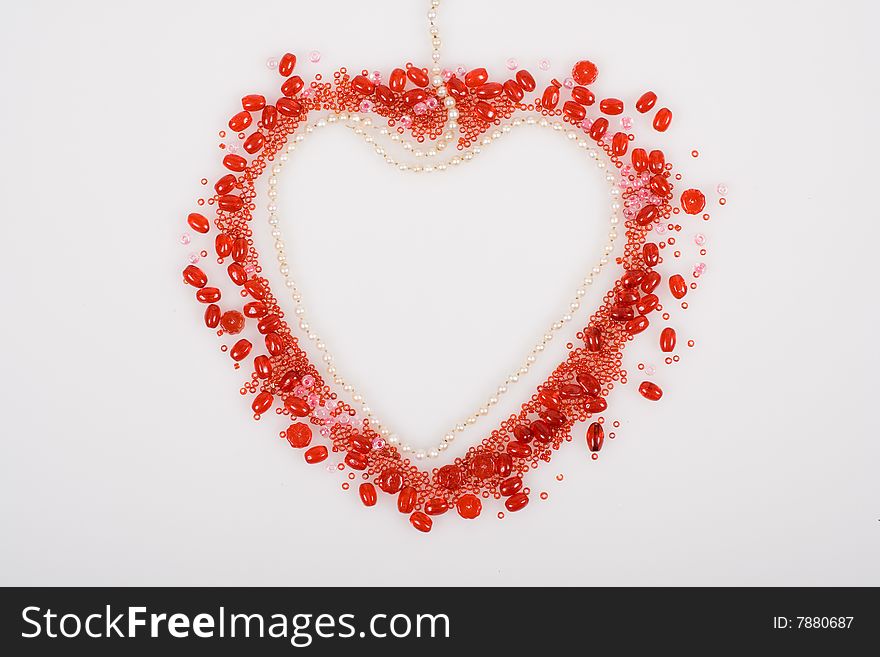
243, 301, 267, 318
204, 304, 220, 329
571, 86, 595, 105
304, 445, 328, 464
641, 271, 662, 294
669, 274, 688, 299
230, 338, 252, 361
639, 381, 663, 401
345, 451, 368, 471
243, 132, 264, 154
223, 154, 247, 172
476, 82, 503, 99
474, 101, 497, 122
276, 98, 302, 117
617, 289, 639, 306
563, 100, 586, 122
611, 132, 628, 156
660, 327, 677, 353
244, 278, 267, 299
261, 105, 277, 130
651, 173, 672, 197
228, 111, 252, 132
572, 60, 599, 85
410, 511, 432, 533
257, 314, 281, 335
505, 493, 529, 512
586, 422, 604, 452
242, 94, 265, 111
589, 117, 608, 141
499, 476, 523, 497
516, 69, 536, 92
265, 333, 284, 356
254, 355, 272, 379
599, 98, 624, 115
626, 315, 649, 335
584, 327, 602, 352
471, 453, 496, 479
576, 372, 601, 397
507, 441, 532, 459
609, 304, 634, 322
681, 189, 706, 215
530, 419, 552, 443
375, 84, 395, 105
494, 453, 513, 477
631, 148, 648, 173
398, 487, 417, 514
359, 483, 377, 507
653, 107, 673, 132
279, 370, 298, 392
424, 498, 448, 516
196, 287, 220, 304
456, 494, 482, 519
187, 212, 209, 234
447, 77, 468, 101
503, 79, 524, 102
622, 269, 646, 288
389, 68, 407, 92
541, 85, 560, 110
513, 424, 533, 442
350, 434, 372, 454
464, 67, 488, 88
643, 242, 660, 267
378, 469, 403, 494
560, 383, 585, 400
538, 389, 561, 410
285, 396, 310, 417
636, 293, 659, 315
407, 66, 429, 87
278, 53, 296, 77
227, 262, 247, 286
437, 464, 463, 490
286, 423, 311, 448
648, 149, 666, 174
281, 75, 304, 97
636, 204, 659, 226
252, 391, 273, 414
403, 88, 428, 107
183, 265, 207, 288
232, 237, 248, 263
217, 195, 243, 212
636, 91, 657, 113
541, 409, 566, 428
351, 75, 374, 95
584, 397, 607, 413
215, 233, 233, 258
220, 310, 244, 334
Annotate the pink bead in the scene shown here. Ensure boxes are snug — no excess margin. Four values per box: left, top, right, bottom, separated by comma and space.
359, 99, 374, 112
645, 365, 656, 375
293, 385, 308, 397
717, 183, 728, 195
563, 77, 574, 89
456, 66, 466, 76
188, 253, 200, 264
694, 233, 706, 246
400, 115, 413, 128
371, 437, 386, 450
179, 233, 191, 245
620, 116, 634, 130
302, 374, 315, 388
442, 69, 454, 81
308, 50, 321, 63
580, 117, 592, 130
426, 97, 438, 110
413, 102, 427, 115
370, 71, 382, 82
538, 58, 551, 70
506, 58, 518, 70
266, 57, 278, 70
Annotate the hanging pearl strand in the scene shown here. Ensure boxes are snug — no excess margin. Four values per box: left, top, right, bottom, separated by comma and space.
266, 112, 622, 459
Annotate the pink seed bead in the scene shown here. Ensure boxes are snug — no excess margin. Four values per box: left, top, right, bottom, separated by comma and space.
538, 58, 551, 70
188, 253, 200, 264
717, 183, 728, 195
266, 57, 278, 70
413, 102, 427, 115
694, 233, 706, 246
506, 58, 518, 70
620, 116, 634, 130
563, 77, 574, 89
359, 99, 374, 112
425, 97, 438, 110
308, 50, 321, 63
179, 233, 191, 245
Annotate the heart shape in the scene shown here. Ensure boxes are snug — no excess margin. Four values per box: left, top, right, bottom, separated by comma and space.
181, 55, 709, 533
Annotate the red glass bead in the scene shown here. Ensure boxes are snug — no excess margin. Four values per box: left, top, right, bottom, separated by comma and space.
589, 117, 608, 141
541, 84, 560, 110
351, 75, 374, 95
389, 68, 407, 92
243, 301, 266, 318
660, 327, 677, 353
584, 327, 602, 352
669, 274, 688, 299
410, 511, 432, 533
571, 86, 594, 105
507, 441, 532, 459
241, 94, 265, 111
636, 91, 657, 113
252, 391, 273, 414
403, 88, 428, 106
232, 237, 248, 263
228, 111, 252, 132
304, 445, 328, 464
611, 132, 628, 156
636, 204, 659, 226
494, 453, 513, 477
359, 483, 377, 507
653, 107, 673, 132
651, 173, 672, 197
584, 397, 607, 413
538, 389, 561, 410
254, 355, 272, 379
265, 333, 284, 356
345, 451, 368, 471
187, 212, 209, 234
276, 98, 302, 117
456, 494, 482, 519
530, 419, 552, 443
560, 383, 586, 400
626, 315, 649, 335
586, 422, 604, 452
257, 314, 281, 335
476, 82, 503, 99
464, 67, 488, 88
196, 287, 220, 304
617, 289, 639, 306
375, 84, 395, 105
220, 310, 244, 334
610, 303, 634, 322
622, 269, 646, 288
499, 476, 523, 497
541, 409, 566, 428
244, 278, 266, 299
503, 79, 524, 102
407, 66, 429, 87
183, 265, 207, 288
447, 77, 467, 101
572, 60, 599, 85
229, 338, 252, 361
398, 487, 417, 514
279, 370, 299, 392
636, 293, 659, 315
278, 53, 296, 77
681, 189, 706, 215
648, 149, 666, 174
600, 98, 624, 115
513, 424, 533, 442
424, 498, 448, 516
378, 469, 403, 494
227, 262, 247, 286
243, 132, 264, 154
641, 271, 662, 294
285, 396, 310, 417
631, 148, 648, 173
643, 242, 660, 267
471, 454, 496, 479
286, 423, 311, 448
215, 233, 233, 258
204, 304, 220, 329
437, 464, 463, 490
217, 195, 243, 212
505, 493, 529, 512
350, 434, 372, 454
474, 100, 497, 122
576, 372, 601, 397
223, 154, 247, 172
261, 105, 277, 130
639, 381, 663, 401
563, 100, 585, 122
281, 75, 304, 97
516, 69, 536, 92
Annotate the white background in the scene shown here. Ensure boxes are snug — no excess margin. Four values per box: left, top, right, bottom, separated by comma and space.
1, 0, 878, 586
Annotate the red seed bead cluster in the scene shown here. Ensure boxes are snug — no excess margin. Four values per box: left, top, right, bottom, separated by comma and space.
181, 54, 714, 533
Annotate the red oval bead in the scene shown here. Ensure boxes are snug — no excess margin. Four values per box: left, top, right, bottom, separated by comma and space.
507, 441, 532, 459
424, 498, 448, 516
407, 66, 429, 87
215, 233, 232, 258
220, 310, 244, 334
464, 67, 488, 88
278, 53, 296, 77
230, 338, 252, 361
351, 75, 374, 95
641, 271, 662, 294
516, 69, 536, 92
261, 105, 277, 130
232, 237, 248, 263
375, 84, 395, 105
571, 86, 595, 106
241, 94, 265, 111
243, 132, 264, 154
344, 451, 368, 471
471, 454, 496, 479
584, 327, 602, 352
389, 68, 407, 92
196, 287, 220, 304
183, 265, 207, 288
227, 262, 247, 286
530, 419, 552, 443
617, 289, 639, 306
217, 195, 243, 212
187, 212, 209, 234
647, 150, 665, 175
243, 301, 267, 318
643, 242, 660, 267
660, 327, 677, 353
513, 424, 533, 443
499, 476, 523, 497
669, 274, 688, 299
639, 381, 663, 401
636, 91, 657, 113
359, 483, 377, 507
279, 370, 299, 392
251, 391, 273, 414
223, 154, 247, 172
286, 422, 312, 448
503, 79, 524, 102
538, 389, 561, 410
276, 98, 302, 117
611, 132, 628, 156
257, 314, 281, 335
636, 204, 659, 226
304, 445, 328, 464
681, 189, 706, 215
265, 333, 284, 356
622, 269, 646, 288
609, 304, 634, 322
653, 107, 673, 132
254, 355, 272, 379
584, 397, 607, 413
204, 304, 220, 329
494, 453, 513, 477
398, 487, 417, 514
636, 293, 659, 315
475, 82, 503, 99
563, 100, 586, 122
572, 60, 599, 85
228, 111, 252, 132
541, 409, 566, 428
403, 88, 428, 106
456, 494, 482, 519
350, 434, 372, 454
378, 469, 403, 494
541, 84, 560, 110
600, 98, 624, 115
285, 396, 310, 417
244, 278, 266, 299
410, 511, 432, 533
576, 372, 601, 397
631, 148, 648, 173
447, 76, 468, 101
589, 117, 608, 141
474, 100, 497, 122
626, 315, 650, 335
505, 493, 529, 512
586, 422, 604, 452
281, 75, 304, 97
560, 383, 585, 400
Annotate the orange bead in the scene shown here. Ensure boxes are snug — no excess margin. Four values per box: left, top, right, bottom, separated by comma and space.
217, 195, 243, 212
229, 338, 252, 361
636, 91, 657, 113
407, 66, 429, 87
227, 262, 247, 286
375, 84, 395, 105
261, 105, 277, 130
651, 174, 672, 197
474, 101, 497, 122
447, 76, 468, 101
456, 494, 482, 519
626, 315, 649, 335
243, 132, 264, 154
648, 149, 665, 174
409, 511, 432, 533
503, 79, 524, 102
351, 75, 374, 95
599, 98, 623, 115
285, 396, 310, 417
563, 100, 586, 122
187, 212, 209, 234
499, 476, 523, 497
470, 454, 496, 480
232, 237, 248, 263
589, 117, 608, 141
276, 98, 302, 117
265, 333, 284, 355
403, 89, 428, 107
622, 269, 646, 288
475, 82, 503, 99
653, 107, 673, 132
507, 441, 532, 458
204, 304, 220, 329
669, 274, 688, 299
424, 498, 448, 516
378, 469, 403, 494
641, 271, 661, 294
223, 154, 247, 172
584, 397, 607, 413
636, 293, 659, 315
576, 372, 601, 397
344, 451, 368, 471
660, 327, 677, 353
636, 204, 659, 226
241, 94, 265, 111
228, 111, 251, 132
254, 355, 272, 379
359, 483, 377, 507
571, 86, 594, 105
631, 148, 648, 173
244, 278, 266, 299
681, 189, 706, 215
304, 445, 328, 464
643, 242, 660, 267
585, 327, 602, 352
495, 453, 513, 477
611, 132, 628, 156
215, 233, 233, 258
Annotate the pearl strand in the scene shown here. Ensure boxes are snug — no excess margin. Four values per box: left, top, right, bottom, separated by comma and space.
266, 112, 622, 460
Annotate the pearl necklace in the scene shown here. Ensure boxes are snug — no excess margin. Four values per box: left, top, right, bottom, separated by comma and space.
266, 112, 621, 458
